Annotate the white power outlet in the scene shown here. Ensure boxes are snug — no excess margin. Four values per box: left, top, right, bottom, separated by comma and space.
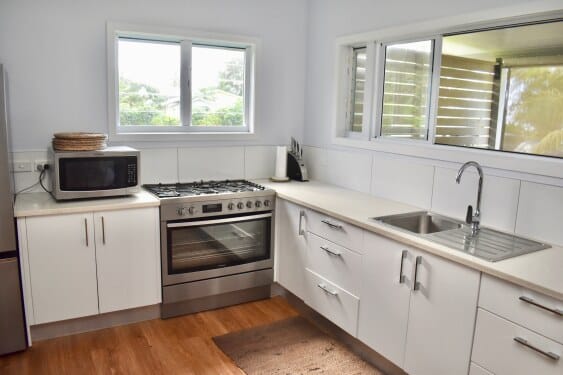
12, 160, 32, 173
34, 160, 48, 172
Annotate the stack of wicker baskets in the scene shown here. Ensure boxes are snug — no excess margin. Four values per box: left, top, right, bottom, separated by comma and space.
52, 132, 107, 151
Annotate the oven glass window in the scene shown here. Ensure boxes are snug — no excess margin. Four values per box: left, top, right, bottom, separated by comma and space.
168, 215, 271, 274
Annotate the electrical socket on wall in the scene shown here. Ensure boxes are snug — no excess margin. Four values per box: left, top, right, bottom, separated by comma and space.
34, 160, 48, 172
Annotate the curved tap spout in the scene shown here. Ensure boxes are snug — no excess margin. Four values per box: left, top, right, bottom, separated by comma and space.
456, 161, 483, 235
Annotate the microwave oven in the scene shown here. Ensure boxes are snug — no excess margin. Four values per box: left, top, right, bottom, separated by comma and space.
48, 146, 140, 200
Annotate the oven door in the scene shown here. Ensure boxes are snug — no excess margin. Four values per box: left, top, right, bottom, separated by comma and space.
162, 212, 274, 285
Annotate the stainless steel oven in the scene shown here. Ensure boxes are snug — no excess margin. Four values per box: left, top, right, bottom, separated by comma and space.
145, 182, 276, 319
162, 212, 273, 286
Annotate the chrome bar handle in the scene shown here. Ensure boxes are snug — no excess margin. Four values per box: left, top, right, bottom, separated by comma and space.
317, 283, 338, 296
513, 337, 560, 361
519, 296, 563, 316
399, 250, 407, 284
321, 219, 342, 229
84, 218, 89, 247
298, 210, 305, 236
320, 245, 342, 257
101, 216, 106, 245
412, 256, 422, 291
168, 213, 272, 228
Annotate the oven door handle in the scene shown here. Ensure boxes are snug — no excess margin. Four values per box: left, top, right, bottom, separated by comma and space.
166, 213, 272, 228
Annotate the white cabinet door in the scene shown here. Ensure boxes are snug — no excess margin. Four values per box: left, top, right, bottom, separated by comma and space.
305, 268, 360, 336
94, 207, 161, 313
358, 231, 413, 368
25, 213, 99, 324
472, 309, 563, 375
404, 249, 480, 375
307, 232, 362, 296
275, 199, 309, 300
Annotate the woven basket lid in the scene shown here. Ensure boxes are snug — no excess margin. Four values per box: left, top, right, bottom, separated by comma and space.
53, 132, 107, 140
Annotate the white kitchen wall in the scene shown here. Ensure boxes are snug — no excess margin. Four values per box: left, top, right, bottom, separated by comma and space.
431, 167, 521, 233
515, 182, 563, 245
303, 0, 556, 148
304, 145, 563, 245
302, 0, 563, 245
5, 0, 562, 247
370, 155, 435, 209
0, 0, 307, 151
11, 146, 278, 191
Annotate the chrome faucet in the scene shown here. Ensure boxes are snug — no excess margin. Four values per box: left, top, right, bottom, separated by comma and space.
456, 161, 483, 236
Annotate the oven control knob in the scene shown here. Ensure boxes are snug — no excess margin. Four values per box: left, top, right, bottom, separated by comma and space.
177, 207, 187, 216
246, 201, 253, 208
237, 202, 244, 209
228, 203, 235, 210
255, 200, 262, 208
188, 206, 195, 215
264, 199, 271, 207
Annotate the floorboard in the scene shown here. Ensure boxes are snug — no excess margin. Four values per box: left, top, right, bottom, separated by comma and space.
0, 296, 299, 375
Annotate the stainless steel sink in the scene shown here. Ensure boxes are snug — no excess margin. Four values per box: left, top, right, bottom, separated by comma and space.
372, 211, 462, 234
372, 211, 550, 262
427, 226, 551, 262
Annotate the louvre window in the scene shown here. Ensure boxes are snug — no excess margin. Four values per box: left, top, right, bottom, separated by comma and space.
338, 18, 562, 160
348, 47, 367, 133
434, 55, 497, 148
380, 40, 434, 140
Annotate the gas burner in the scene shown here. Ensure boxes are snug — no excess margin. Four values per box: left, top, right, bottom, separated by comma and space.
143, 179, 266, 199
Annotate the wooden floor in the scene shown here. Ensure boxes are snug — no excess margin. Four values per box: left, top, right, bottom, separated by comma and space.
0, 296, 299, 375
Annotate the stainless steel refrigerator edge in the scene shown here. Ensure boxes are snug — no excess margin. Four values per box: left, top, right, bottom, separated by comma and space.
0, 64, 28, 355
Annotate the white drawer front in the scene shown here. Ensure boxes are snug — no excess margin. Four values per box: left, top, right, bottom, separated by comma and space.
479, 274, 563, 344
306, 209, 363, 253
307, 232, 362, 296
469, 363, 494, 375
472, 309, 563, 375
305, 268, 359, 337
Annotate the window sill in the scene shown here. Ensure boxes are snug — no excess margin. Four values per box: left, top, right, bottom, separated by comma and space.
109, 130, 258, 142
332, 136, 563, 180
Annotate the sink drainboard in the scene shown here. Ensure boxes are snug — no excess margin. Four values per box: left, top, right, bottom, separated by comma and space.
426, 227, 550, 262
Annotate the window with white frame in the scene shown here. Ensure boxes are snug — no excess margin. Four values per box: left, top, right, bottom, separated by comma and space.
108, 24, 255, 138
379, 40, 435, 140
337, 18, 563, 159
347, 47, 367, 133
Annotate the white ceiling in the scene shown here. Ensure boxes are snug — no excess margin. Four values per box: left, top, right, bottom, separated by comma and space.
442, 21, 563, 62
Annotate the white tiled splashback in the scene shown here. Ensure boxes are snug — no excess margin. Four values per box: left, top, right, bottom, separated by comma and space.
11, 146, 278, 192
12, 145, 563, 245
303, 145, 563, 246
515, 182, 563, 246
431, 167, 520, 233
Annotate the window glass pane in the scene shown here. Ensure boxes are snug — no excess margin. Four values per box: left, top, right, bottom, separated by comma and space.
381, 40, 433, 140
349, 47, 367, 133
191, 45, 245, 127
118, 39, 181, 126
435, 54, 495, 148
503, 65, 563, 157
437, 21, 563, 158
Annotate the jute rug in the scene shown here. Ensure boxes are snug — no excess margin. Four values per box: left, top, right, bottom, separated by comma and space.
213, 316, 383, 374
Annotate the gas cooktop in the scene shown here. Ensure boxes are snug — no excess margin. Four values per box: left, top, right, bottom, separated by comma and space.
145, 179, 275, 220
143, 180, 268, 198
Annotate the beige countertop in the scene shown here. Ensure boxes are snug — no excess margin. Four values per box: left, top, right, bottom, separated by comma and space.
259, 179, 563, 301
14, 190, 160, 217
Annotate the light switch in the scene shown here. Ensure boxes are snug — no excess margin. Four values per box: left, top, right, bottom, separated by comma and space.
12, 160, 32, 173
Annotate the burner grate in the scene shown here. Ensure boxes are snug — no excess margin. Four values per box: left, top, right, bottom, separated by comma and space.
143, 179, 266, 198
